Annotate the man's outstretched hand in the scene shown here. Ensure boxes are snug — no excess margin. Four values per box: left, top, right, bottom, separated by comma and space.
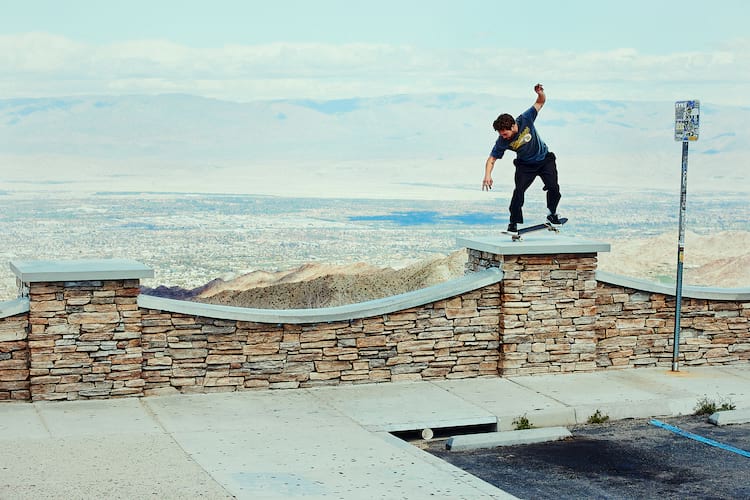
533, 83, 546, 111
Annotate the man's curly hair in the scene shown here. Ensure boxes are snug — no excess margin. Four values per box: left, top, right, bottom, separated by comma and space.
493, 113, 515, 132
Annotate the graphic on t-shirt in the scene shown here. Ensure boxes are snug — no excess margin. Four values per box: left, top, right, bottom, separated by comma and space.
510, 127, 532, 150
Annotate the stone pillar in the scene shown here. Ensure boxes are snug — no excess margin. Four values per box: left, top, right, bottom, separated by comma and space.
460, 234, 610, 376
10, 259, 153, 401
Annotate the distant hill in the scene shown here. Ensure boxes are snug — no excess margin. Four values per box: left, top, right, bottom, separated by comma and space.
598, 230, 750, 288
143, 250, 469, 309
142, 231, 750, 309
1, 93, 747, 198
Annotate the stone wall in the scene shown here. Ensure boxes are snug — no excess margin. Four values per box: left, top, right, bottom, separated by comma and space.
139, 285, 501, 395
2, 249, 748, 403
0, 312, 29, 401
26, 279, 144, 401
596, 282, 750, 368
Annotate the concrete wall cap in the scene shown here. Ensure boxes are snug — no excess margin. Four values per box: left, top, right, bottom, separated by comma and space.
0, 297, 29, 319
9, 259, 154, 283
458, 234, 610, 256
597, 271, 750, 301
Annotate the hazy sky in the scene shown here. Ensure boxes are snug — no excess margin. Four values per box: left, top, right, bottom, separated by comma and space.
2, 0, 749, 104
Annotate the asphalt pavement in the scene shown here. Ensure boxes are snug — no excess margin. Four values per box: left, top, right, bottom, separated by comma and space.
1, 365, 749, 499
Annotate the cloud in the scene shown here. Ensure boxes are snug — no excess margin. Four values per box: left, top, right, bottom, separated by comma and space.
0, 32, 86, 73
1, 33, 749, 104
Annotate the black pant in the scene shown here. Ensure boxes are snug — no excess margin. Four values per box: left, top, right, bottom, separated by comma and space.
509, 152, 560, 224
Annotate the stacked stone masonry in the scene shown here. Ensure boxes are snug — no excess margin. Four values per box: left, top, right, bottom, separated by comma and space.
492, 253, 599, 376
25, 280, 144, 401
0, 279, 501, 401
466, 249, 504, 273
0, 313, 29, 401
1, 250, 748, 402
139, 286, 501, 396
596, 282, 750, 368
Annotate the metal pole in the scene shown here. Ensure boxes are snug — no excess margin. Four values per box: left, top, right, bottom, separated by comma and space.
672, 141, 689, 371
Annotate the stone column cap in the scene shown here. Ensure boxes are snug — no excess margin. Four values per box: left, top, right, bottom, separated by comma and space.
458, 234, 610, 256
10, 259, 154, 283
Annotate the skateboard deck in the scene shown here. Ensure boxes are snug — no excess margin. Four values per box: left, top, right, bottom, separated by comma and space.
502, 218, 568, 241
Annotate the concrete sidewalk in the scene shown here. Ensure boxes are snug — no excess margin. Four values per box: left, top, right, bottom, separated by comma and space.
1, 365, 748, 499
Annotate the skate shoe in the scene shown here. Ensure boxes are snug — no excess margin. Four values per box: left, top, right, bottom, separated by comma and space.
546, 213, 563, 225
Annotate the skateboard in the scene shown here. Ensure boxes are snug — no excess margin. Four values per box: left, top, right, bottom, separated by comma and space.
502, 218, 568, 241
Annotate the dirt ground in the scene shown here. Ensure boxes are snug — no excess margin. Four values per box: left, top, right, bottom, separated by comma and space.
195, 249, 468, 309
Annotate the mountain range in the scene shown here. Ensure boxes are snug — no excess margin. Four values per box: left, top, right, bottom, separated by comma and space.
141, 230, 750, 310
1, 93, 747, 199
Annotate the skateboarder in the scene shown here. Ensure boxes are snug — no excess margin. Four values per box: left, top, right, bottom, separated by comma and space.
481, 83, 563, 234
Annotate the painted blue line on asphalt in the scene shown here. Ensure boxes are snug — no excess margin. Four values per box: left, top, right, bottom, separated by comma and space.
650, 419, 750, 458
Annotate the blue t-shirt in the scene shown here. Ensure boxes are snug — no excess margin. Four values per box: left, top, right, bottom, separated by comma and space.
490, 107, 548, 164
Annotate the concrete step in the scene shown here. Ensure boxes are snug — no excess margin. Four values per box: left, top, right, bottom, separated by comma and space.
446, 427, 572, 451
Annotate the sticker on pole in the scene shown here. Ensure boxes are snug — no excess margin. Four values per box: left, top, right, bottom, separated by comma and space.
675, 100, 700, 141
